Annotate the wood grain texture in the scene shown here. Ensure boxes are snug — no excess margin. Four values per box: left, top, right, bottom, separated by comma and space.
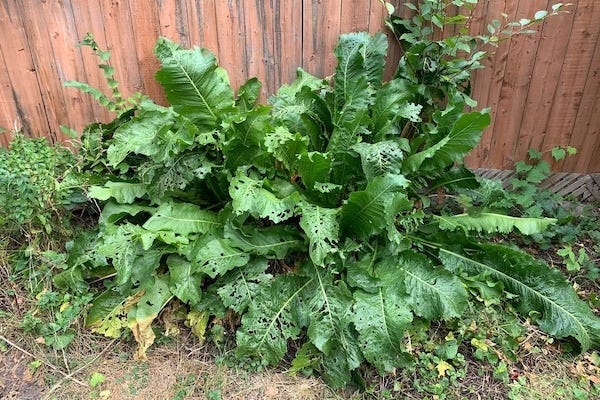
0, 0, 598, 172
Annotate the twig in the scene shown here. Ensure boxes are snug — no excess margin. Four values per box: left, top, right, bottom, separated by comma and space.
42, 337, 119, 399
0, 334, 88, 387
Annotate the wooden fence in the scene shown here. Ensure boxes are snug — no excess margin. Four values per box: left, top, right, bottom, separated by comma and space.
0, 0, 598, 173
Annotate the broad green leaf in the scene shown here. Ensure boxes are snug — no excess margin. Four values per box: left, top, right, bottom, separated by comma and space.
371, 79, 421, 136
154, 37, 235, 129
106, 102, 175, 167
236, 77, 262, 111
229, 171, 301, 223
96, 223, 146, 286
53, 265, 89, 294
143, 202, 221, 236
353, 289, 412, 372
85, 288, 131, 338
187, 237, 250, 278
88, 181, 147, 204
363, 32, 388, 87
224, 222, 304, 258
270, 70, 332, 149
236, 274, 311, 366
439, 243, 600, 351
303, 265, 362, 387
216, 258, 272, 313
223, 105, 272, 171
390, 252, 468, 320
296, 151, 332, 192
264, 126, 308, 170
353, 140, 405, 181
435, 213, 556, 235
299, 203, 340, 265
403, 111, 490, 172
328, 32, 373, 152
167, 255, 203, 305
98, 201, 154, 226
139, 152, 216, 199
340, 174, 409, 237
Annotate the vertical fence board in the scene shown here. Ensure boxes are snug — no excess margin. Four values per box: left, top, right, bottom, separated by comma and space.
302, 0, 342, 79
553, 1, 600, 172
213, 1, 247, 91
68, 1, 113, 125
540, 1, 599, 169
567, 33, 600, 173
0, 1, 50, 141
128, 0, 165, 104
471, 0, 520, 169
512, 5, 576, 166
277, 0, 304, 91
487, 0, 545, 168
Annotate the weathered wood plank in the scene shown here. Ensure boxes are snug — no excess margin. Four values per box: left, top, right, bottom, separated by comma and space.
513, 2, 576, 166
541, 0, 599, 170
0, 1, 50, 139
302, 0, 342, 79
564, 8, 600, 173
469, 0, 520, 169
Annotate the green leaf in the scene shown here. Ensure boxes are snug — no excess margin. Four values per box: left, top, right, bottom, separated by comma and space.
88, 181, 147, 204
89, 372, 106, 388
353, 288, 412, 372
96, 223, 146, 286
341, 174, 409, 237
296, 151, 332, 192
270, 68, 331, 147
127, 274, 173, 359
236, 77, 262, 110
85, 288, 128, 338
435, 213, 556, 235
328, 32, 374, 152
143, 202, 221, 236
236, 274, 311, 366
353, 140, 405, 181
404, 111, 490, 172
216, 258, 272, 313
371, 79, 421, 136
303, 265, 362, 387
439, 243, 600, 351
551, 146, 566, 161
229, 171, 301, 223
299, 203, 340, 265
106, 102, 175, 167
264, 126, 309, 170
154, 37, 235, 129
223, 105, 272, 171
98, 202, 154, 226
167, 255, 203, 305
186, 236, 250, 279
224, 222, 304, 258
391, 252, 468, 320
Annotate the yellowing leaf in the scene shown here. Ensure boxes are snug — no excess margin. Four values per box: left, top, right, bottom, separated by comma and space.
128, 314, 156, 360
187, 310, 209, 345
471, 338, 489, 352
436, 360, 453, 377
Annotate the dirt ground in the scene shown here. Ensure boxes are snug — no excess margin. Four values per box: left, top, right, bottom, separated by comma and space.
0, 331, 336, 400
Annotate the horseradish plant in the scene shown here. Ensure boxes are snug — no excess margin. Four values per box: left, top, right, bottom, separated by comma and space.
61, 10, 598, 390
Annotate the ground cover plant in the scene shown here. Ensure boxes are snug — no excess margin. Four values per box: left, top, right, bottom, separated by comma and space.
1, 1, 599, 398
44, 0, 600, 390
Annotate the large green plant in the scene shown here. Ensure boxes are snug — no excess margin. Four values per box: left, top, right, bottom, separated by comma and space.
60, 19, 598, 389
